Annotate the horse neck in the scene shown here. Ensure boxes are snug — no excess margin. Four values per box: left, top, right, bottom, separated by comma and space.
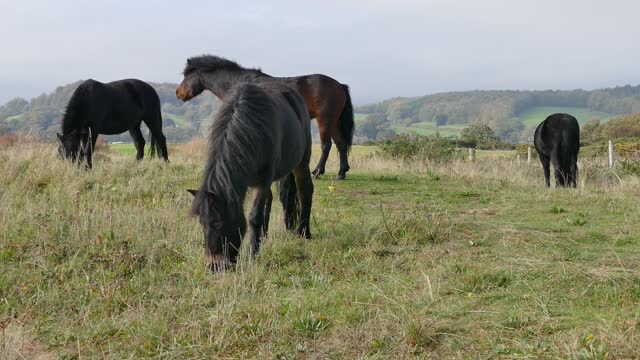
203, 70, 268, 99
205, 160, 248, 221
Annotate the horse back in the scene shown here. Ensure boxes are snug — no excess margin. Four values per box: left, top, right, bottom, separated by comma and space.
534, 113, 580, 158
106, 79, 160, 111
280, 74, 346, 119
253, 82, 311, 177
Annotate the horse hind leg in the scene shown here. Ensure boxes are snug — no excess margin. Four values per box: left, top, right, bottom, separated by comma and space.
331, 126, 350, 181
540, 154, 551, 188
129, 127, 145, 160
312, 119, 332, 179
279, 173, 298, 230
248, 184, 272, 257
292, 166, 314, 239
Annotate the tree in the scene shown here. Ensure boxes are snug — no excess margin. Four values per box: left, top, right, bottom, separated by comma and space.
433, 113, 448, 126
460, 123, 501, 149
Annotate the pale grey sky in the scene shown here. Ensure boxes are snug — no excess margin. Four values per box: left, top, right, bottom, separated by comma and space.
1, 0, 639, 104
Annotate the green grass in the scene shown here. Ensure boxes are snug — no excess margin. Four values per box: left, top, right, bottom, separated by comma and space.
354, 113, 368, 122
110, 143, 138, 156
1, 142, 640, 358
518, 106, 613, 127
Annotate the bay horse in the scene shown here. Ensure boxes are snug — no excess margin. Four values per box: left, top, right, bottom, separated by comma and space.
176, 55, 354, 180
187, 81, 314, 272
57, 79, 169, 168
534, 113, 580, 187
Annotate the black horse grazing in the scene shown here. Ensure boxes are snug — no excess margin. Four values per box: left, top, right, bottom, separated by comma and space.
534, 113, 580, 187
57, 79, 169, 168
176, 55, 354, 180
188, 81, 314, 272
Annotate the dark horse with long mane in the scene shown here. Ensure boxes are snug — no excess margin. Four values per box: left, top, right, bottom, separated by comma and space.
176, 55, 354, 180
57, 79, 169, 168
534, 113, 580, 187
187, 80, 314, 272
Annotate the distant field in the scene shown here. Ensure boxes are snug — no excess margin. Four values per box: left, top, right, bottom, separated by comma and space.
391, 122, 466, 137
354, 113, 368, 122
517, 106, 612, 127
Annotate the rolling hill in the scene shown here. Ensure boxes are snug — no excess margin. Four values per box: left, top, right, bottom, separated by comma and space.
3, 82, 640, 143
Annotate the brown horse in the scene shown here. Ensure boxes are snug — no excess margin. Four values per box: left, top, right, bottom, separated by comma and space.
176, 55, 354, 180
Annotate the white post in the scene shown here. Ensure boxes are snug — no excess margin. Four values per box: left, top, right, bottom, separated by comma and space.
608, 140, 614, 168
527, 146, 532, 165
516, 154, 521, 162
468, 148, 476, 162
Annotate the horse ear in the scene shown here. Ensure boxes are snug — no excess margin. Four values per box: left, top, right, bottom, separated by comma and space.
187, 58, 192, 65
187, 189, 198, 197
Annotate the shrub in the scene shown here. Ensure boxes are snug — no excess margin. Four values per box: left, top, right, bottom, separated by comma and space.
377, 135, 463, 162
94, 136, 109, 153
0, 134, 18, 149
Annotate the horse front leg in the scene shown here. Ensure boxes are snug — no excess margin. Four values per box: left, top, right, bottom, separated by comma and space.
78, 132, 89, 162
248, 184, 272, 257
84, 130, 99, 170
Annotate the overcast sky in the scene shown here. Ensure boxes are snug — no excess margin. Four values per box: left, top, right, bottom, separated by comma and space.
1, 0, 639, 105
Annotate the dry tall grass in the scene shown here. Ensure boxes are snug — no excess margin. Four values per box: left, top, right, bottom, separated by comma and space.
2, 137, 640, 358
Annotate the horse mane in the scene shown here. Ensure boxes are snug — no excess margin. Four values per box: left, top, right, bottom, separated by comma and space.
183, 55, 264, 76
60, 80, 98, 135
193, 82, 276, 216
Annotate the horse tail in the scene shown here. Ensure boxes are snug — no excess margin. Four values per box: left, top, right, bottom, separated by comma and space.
560, 117, 579, 185
338, 84, 354, 152
149, 132, 157, 158
147, 107, 164, 159
279, 173, 299, 230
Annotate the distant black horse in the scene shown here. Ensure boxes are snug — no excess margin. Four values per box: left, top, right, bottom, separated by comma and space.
187, 81, 314, 272
534, 113, 580, 187
176, 55, 354, 180
57, 79, 169, 168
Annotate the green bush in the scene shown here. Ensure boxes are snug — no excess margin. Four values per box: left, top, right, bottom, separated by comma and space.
377, 135, 464, 162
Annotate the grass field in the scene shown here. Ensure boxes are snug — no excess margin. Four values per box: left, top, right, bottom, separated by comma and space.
518, 106, 613, 127
2, 140, 640, 358
354, 113, 369, 122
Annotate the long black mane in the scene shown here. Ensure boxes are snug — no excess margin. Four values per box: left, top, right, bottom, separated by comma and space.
60, 82, 91, 135
192, 83, 275, 215
183, 55, 265, 76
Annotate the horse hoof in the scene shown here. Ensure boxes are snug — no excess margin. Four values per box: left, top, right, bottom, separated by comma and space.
335, 174, 346, 181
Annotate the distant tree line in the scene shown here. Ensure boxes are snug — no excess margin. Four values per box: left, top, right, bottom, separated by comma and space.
4, 82, 640, 144
355, 86, 640, 143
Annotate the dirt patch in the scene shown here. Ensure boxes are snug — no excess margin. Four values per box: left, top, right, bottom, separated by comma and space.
1, 324, 53, 360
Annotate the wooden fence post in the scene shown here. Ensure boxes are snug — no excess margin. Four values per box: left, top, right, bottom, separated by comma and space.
468, 148, 476, 162
608, 140, 614, 168
527, 146, 532, 165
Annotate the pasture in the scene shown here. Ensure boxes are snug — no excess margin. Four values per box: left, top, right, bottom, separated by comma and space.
518, 107, 613, 127
1, 140, 640, 358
